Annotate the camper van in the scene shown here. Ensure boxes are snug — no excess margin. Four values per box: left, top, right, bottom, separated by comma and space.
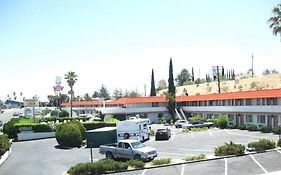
116, 119, 149, 142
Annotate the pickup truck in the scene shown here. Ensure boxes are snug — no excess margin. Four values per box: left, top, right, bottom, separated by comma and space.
182, 121, 214, 129
99, 139, 157, 160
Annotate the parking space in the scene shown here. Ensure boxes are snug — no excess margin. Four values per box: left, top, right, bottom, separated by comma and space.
112, 151, 281, 175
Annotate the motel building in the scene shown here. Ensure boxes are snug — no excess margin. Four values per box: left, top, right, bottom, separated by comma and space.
61, 88, 281, 128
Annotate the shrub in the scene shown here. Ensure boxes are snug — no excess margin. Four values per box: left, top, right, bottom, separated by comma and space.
272, 127, 281, 135
59, 110, 69, 117
188, 116, 206, 123
82, 122, 116, 131
184, 154, 206, 161
246, 124, 258, 131
214, 141, 245, 156
259, 125, 271, 133
32, 124, 53, 132
151, 158, 171, 165
105, 118, 120, 124
67, 159, 128, 175
3, 118, 20, 138
70, 120, 86, 139
0, 134, 11, 156
248, 139, 276, 152
238, 125, 246, 130
50, 110, 60, 117
277, 139, 281, 147
149, 129, 155, 136
216, 115, 228, 129
126, 159, 145, 169
190, 127, 208, 132
55, 122, 83, 147
228, 125, 238, 129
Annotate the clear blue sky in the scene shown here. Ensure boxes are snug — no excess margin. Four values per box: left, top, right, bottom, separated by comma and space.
0, 0, 280, 101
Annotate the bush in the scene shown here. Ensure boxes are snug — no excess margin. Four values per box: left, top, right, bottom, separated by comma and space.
272, 127, 281, 135
55, 122, 83, 147
216, 116, 228, 129
190, 127, 208, 132
0, 134, 11, 156
70, 120, 86, 139
228, 125, 238, 129
32, 124, 53, 132
151, 158, 171, 165
126, 159, 145, 169
82, 122, 116, 131
259, 125, 271, 133
246, 124, 258, 131
184, 154, 206, 161
214, 141, 245, 156
188, 116, 206, 123
238, 125, 246, 130
59, 110, 69, 117
67, 159, 128, 175
50, 110, 60, 117
278, 139, 281, 147
104, 118, 120, 124
3, 118, 20, 138
248, 139, 276, 152
149, 129, 155, 136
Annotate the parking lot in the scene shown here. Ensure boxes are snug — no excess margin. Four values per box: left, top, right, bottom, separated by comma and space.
0, 125, 280, 175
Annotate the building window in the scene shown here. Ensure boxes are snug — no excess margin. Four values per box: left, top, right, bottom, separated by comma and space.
152, 102, 159, 107
246, 99, 252, 106
246, 115, 253, 123
257, 115, 266, 123
228, 114, 234, 122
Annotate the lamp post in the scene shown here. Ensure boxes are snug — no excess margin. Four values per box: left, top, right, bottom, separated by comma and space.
278, 123, 281, 140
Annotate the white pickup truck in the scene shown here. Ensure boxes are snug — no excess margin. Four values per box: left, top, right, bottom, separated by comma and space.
99, 139, 157, 161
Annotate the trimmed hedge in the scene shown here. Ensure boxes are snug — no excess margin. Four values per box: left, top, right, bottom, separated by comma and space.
238, 125, 246, 130
188, 116, 206, 123
82, 122, 116, 131
55, 122, 83, 147
272, 127, 281, 134
184, 154, 206, 161
278, 139, 281, 147
214, 141, 245, 156
0, 134, 11, 156
248, 139, 276, 152
126, 159, 145, 169
32, 124, 53, 132
246, 124, 258, 131
70, 120, 86, 139
151, 158, 171, 165
67, 159, 128, 175
228, 125, 238, 129
3, 118, 20, 138
259, 125, 271, 133
59, 110, 69, 117
216, 116, 228, 129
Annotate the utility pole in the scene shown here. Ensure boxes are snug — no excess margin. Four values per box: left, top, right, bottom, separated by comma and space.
217, 66, 221, 94
144, 84, 146, 97
212, 66, 222, 94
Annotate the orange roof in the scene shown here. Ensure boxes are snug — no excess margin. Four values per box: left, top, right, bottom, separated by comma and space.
61, 88, 281, 107
176, 88, 281, 102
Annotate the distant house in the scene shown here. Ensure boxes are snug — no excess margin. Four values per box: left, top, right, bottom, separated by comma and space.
4, 99, 24, 108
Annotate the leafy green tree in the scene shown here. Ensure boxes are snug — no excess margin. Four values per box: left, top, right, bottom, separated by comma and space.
113, 88, 123, 99
59, 110, 69, 117
150, 69, 156, 96
268, 4, 281, 39
64, 71, 78, 117
168, 58, 176, 121
128, 90, 141, 97
262, 69, 271, 75
99, 85, 111, 100
175, 68, 191, 86
83, 93, 92, 101
157, 79, 167, 91
92, 91, 99, 98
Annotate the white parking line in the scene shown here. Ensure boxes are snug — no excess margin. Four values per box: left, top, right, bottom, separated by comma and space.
224, 158, 228, 175
208, 129, 212, 136
250, 154, 268, 174
170, 132, 175, 140
141, 169, 147, 175
191, 131, 194, 138
181, 164, 185, 175
277, 150, 281, 154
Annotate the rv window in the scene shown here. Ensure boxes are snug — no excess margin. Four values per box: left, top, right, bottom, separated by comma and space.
143, 124, 147, 129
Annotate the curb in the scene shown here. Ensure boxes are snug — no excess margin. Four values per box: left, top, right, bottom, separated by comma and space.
0, 148, 12, 167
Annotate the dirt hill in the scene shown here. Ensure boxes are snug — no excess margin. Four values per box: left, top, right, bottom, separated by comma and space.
158, 73, 281, 96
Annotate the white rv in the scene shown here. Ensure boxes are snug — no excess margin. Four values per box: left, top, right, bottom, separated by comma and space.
116, 119, 149, 142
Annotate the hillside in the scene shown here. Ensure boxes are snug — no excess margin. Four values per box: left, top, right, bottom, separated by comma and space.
158, 73, 281, 96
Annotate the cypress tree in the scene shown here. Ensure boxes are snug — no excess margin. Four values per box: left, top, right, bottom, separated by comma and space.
191, 67, 195, 82
168, 58, 176, 121
150, 69, 156, 96
222, 66, 225, 77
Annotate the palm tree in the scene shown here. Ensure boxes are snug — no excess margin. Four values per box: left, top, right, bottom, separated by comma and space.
268, 4, 281, 39
64, 71, 78, 117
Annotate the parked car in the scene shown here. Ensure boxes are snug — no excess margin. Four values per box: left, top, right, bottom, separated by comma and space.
175, 120, 189, 128
13, 112, 19, 116
99, 139, 157, 161
155, 128, 171, 141
0, 120, 3, 127
182, 121, 214, 129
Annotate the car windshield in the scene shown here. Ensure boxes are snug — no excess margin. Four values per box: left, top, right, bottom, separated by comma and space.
157, 129, 166, 132
131, 141, 145, 149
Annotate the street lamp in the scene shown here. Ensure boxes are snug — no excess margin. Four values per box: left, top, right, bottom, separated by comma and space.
278, 123, 281, 140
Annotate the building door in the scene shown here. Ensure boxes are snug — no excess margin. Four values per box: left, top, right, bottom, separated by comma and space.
268, 115, 278, 128
236, 114, 244, 126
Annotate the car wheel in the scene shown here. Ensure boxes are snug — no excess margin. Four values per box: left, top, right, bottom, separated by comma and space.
134, 154, 141, 160
106, 152, 114, 159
